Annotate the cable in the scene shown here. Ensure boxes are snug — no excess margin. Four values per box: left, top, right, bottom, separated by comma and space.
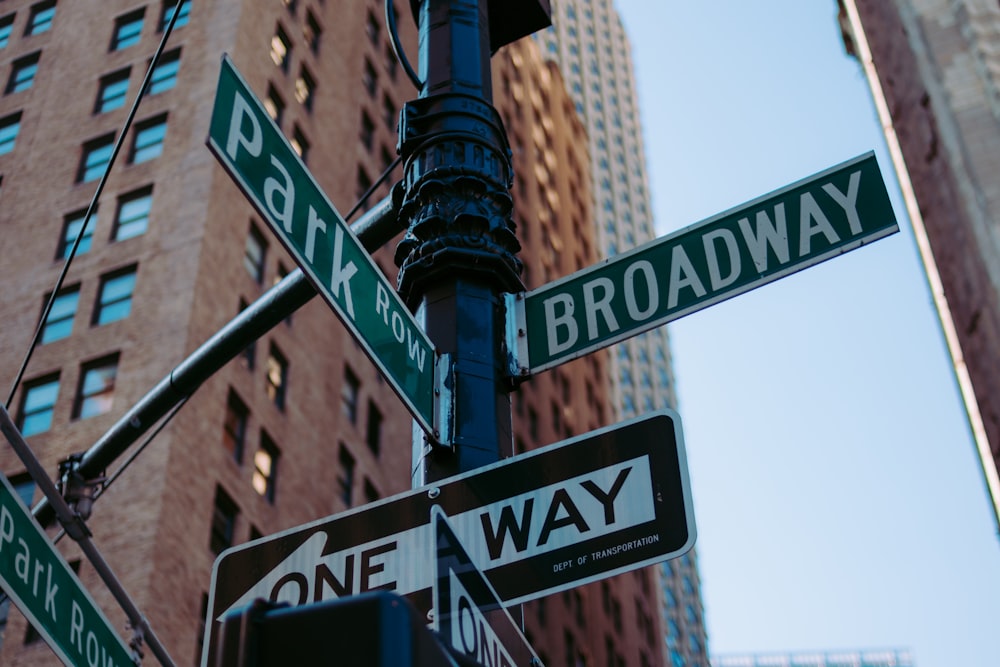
348, 154, 402, 221
386, 0, 422, 90
4, 5, 185, 410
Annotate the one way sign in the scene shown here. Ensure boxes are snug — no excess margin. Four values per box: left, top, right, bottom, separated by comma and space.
202, 411, 694, 665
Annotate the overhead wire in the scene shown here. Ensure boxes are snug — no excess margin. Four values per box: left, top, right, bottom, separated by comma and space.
386, 0, 423, 90
4, 4, 186, 411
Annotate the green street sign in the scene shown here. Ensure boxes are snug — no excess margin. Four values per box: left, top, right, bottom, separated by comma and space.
207, 56, 438, 435
0, 475, 134, 666
511, 152, 899, 374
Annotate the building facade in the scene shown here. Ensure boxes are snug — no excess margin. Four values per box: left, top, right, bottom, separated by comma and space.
0, 0, 661, 665
838, 0, 1000, 532
0, 1, 419, 664
714, 649, 914, 667
535, 1, 710, 664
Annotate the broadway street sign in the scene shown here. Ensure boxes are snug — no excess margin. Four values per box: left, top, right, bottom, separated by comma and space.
207, 55, 439, 436
203, 411, 693, 665
509, 152, 898, 374
0, 475, 133, 666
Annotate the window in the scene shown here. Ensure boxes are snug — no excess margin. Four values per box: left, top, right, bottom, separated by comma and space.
366, 400, 382, 455
663, 587, 676, 608
384, 44, 398, 80
113, 186, 152, 240
564, 631, 576, 667
342, 366, 359, 425
6, 52, 40, 94
360, 111, 374, 150
303, 10, 321, 53
149, 48, 180, 94
209, 486, 238, 555
222, 389, 248, 463
572, 589, 585, 626
362, 58, 376, 97
41, 285, 79, 343
130, 115, 167, 163
252, 431, 279, 503
244, 223, 266, 282
112, 9, 145, 51
264, 85, 284, 124
95, 68, 130, 113
274, 263, 292, 325
58, 208, 95, 259
364, 479, 379, 504
270, 24, 291, 72
365, 10, 379, 45
382, 94, 396, 130
290, 125, 309, 162
238, 299, 256, 370
0, 112, 20, 155
26, 2, 56, 36
78, 133, 115, 182
266, 344, 287, 410
684, 603, 698, 625
94, 266, 137, 325
0, 15, 14, 49
9, 473, 37, 508
159, 0, 190, 31
73, 354, 118, 419
17, 375, 60, 437
338, 445, 355, 507
294, 65, 315, 111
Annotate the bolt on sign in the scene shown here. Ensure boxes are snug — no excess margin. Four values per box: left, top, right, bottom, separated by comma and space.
509, 152, 898, 374
207, 55, 439, 435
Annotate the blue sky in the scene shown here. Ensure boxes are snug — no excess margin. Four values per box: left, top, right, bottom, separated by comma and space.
613, 1, 1000, 665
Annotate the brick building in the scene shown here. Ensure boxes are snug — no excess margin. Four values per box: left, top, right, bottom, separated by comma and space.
0, 0, 662, 665
839, 0, 1000, 532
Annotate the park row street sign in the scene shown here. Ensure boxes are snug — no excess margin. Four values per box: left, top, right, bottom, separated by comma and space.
203, 411, 694, 665
207, 55, 440, 437
508, 151, 899, 375
0, 468, 133, 666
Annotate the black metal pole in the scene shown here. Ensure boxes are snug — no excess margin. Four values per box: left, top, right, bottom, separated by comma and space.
396, 0, 523, 485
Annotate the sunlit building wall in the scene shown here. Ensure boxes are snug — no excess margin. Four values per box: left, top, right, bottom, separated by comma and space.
839, 0, 1000, 533
714, 648, 915, 667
